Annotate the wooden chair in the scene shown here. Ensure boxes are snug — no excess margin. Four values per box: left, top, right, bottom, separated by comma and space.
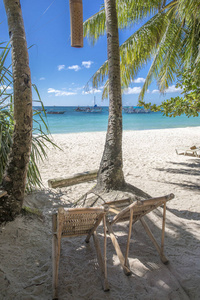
52, 206, 109, 299
104, 194, 174, 276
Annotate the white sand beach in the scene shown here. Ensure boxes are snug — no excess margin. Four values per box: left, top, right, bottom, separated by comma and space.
0, 127, 200, 300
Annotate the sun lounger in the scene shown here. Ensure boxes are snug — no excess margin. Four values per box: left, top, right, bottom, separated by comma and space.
104, 194, 174, 275
176, 146, 200, 157
52, 206, 109, 299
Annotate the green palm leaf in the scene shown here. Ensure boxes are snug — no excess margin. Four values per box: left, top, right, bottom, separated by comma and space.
0, 43, 59, 192
84, 0, 200, 103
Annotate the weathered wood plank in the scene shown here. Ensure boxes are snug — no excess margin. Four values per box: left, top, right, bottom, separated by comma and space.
48, 170, 98, 188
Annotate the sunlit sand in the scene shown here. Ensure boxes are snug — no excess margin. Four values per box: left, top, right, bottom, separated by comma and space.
0, 127, 199, 299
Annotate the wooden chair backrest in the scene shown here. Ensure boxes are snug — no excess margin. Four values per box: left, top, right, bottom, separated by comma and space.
56, 207, 106, 238
105, 194, 174, 225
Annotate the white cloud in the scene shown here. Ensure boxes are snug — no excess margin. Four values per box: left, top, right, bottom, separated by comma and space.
152, 89, 159, 94
48, 88, 76, 96
77, 86, 84, 90
58, 65, 65, 71
124, 87, 142, 95
82, 88, 101, 95
165, 85, 183, 93
152, 85, 183, 94
0, 85, 12, 90
133, 77, 145, 83
68, 65, 81, 72
82, 91, 90, 95
93, 88, 101, 94
82, 61, 93, 69
39, 77, 45, 80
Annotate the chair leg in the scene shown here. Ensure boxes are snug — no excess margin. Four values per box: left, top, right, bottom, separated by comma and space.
124, 208, 133, 269
103, 215, 109, 291
106, 220, 131, 276
93, 231, 109, 291
140, 217, 168, 264
161, 202, 167, 259
52, 215, 62, 299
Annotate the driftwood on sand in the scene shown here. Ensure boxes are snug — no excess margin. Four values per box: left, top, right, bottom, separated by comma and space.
48, 170, 98, 188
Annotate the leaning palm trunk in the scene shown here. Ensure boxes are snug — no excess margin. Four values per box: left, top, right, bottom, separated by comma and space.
96, 0, 125, 191
1, 0, 32, 222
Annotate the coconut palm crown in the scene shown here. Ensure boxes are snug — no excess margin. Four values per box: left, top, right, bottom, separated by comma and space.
84, 0, 200, 101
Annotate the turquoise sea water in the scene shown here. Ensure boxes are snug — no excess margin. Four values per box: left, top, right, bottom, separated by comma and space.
34, 106, 200, 134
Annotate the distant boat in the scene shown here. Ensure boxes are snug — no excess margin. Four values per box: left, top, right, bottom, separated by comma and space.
47, 111, 65, 114
75, 96, 102, 113
123, 106, 150, 114
88, 104, 102, 113
86, 96, 102, 113
75, 106, 89, 112
90, 96, 102, 113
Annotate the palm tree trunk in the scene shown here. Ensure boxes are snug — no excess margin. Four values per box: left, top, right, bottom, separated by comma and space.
96, 0, 125, 191
1, 0, 32, 222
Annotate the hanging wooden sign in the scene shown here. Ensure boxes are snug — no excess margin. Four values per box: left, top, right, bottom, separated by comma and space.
69, 0, 83, 48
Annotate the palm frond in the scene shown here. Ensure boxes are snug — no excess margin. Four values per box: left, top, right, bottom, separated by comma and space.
87, 10, 168, 98
83, 9, 106, 45
85, 0, 200, 104
26, 84, 60, 192
116, 0, 164, 27
83, 0, 168, 45
0, 43, 60, 192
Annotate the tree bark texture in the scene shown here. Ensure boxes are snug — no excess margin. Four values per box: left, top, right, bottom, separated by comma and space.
96, 0, 125, 191
1, 0, 32, 221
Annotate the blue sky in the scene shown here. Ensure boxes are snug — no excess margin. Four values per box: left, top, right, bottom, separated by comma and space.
1, 0, 182, 107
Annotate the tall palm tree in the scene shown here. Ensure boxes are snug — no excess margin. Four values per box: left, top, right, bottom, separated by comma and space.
95, 0, 125, 191
1, 0, 33, 222
0, 44, 58, 225
84, 0, 200, 102
82, 0, 200, 197
84, 0, 149, 198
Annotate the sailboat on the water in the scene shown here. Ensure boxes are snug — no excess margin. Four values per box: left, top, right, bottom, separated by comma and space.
89, 96, 102, 113
75, 96, 102, 113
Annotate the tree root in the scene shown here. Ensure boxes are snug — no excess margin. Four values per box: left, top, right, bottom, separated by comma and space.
73, 182, 151, 207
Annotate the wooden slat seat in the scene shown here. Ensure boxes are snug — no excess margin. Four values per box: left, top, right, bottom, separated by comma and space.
104, 194, 175, 276
52, 206, 109, 299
